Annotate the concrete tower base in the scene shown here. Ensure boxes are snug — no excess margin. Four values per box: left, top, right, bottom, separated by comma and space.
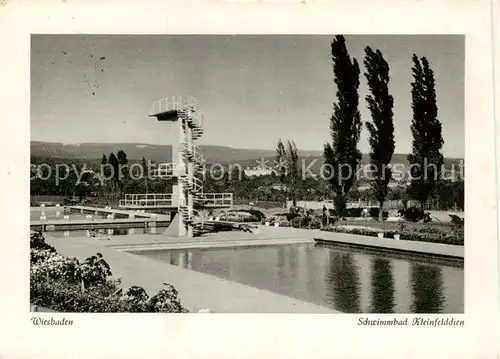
162, 213, 187, 237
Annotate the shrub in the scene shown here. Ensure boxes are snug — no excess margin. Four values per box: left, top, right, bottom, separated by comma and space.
123, 286, 150, 312
399, 207, 425, 222
237, 209, 265, 221
147, 284, 188, 313
291, 216, 304, 228
450, 215, 464, 226
344, 207, 363, 217
308, 217, 322, 229
321, 224, 463, 245
286, 212, 300, 221
30, 233, 189, 312
275, 217, 292, 227
31, 252, 81, 284
219, 211, 259, 222
31, 248, 57, 266
79, 253, 112, 288
368, 208, 389, 219
31, 231, 56, 252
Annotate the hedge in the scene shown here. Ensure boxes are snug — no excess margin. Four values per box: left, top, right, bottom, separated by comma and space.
321, 225, 463, 246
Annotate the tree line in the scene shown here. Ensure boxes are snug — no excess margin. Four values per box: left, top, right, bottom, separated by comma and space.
316, 35, 452, 218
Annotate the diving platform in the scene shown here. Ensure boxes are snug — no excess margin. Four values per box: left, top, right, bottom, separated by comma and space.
30, 217, 170, 232
117, 97, 234, 238
68, 205, 170, 220
118, 193, 233, 209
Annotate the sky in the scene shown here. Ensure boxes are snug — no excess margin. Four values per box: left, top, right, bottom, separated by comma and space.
31, 35, 464, 157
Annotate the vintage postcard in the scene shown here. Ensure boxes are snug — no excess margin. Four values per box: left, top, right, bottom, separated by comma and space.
0, 1, 498, 358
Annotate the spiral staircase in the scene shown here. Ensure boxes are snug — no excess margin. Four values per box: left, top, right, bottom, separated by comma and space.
119, 100, 233, 238
174, 107, 206, 235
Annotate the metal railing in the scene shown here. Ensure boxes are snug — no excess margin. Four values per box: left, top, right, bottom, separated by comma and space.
119, 192, 233, 208
178, 107, 203, 130
119, 194, 175, 208
149, 98, 180, 116
194, 193, 233, 207
151, 163, 175, 178
179, 175, 203, 194
179, 143, 204, 166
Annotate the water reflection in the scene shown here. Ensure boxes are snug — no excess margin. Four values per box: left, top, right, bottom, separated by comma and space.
370, 258, 395, 313
410, 263, 446, 313
137, 244, 462, 314
324, 252, 361, 313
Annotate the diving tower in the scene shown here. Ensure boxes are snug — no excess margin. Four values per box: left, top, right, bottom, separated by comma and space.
119, 98, 233, 238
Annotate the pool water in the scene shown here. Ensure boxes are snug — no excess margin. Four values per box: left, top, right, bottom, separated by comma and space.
30, 209, 107, 221
137, 243, 464, 313
49, 227, 163, 238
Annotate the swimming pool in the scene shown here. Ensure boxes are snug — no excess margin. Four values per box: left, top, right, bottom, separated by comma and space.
136, 243, 464, 313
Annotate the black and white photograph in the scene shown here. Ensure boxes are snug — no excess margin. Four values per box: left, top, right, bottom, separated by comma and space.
2, 2, 500, 358
29, 34, 465, 314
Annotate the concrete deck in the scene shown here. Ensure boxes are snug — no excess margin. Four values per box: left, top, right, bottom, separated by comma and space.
47, 224, 463, 260
65, 225, 314, 251
43, 234, 336, 313
313, 231, 464, 259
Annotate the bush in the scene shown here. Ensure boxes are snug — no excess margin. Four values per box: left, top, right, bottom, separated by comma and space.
31, 231, 56, 252
79, 253, 112, 288
290, 216, 304, 228
219, 211, 259, 222
30, 233, 189, 312
399, 207, 425, 222
368, 207, 389, 219
308, 217, 323, 229
239, 209, 265, 221
321, 224, 463, 245
286, 212, 300, 221
450, 215, 464, 226
344, 208, 363, 217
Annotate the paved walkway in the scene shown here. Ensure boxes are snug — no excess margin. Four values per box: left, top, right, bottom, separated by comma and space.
62, 225, 314, 251
43, 234, 336, 313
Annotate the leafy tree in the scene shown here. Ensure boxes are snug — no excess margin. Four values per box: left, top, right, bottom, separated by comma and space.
364, 46, 395, 220
324, 35, 362, 217
433, 179, 464, 210
407, 55, 444, 210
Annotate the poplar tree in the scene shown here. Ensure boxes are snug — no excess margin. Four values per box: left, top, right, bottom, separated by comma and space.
276, 138, 287, 182
108, 152, 119, 195
142, 157, 149, 193
407, 55, 444, 211
324, 35, 362, 217
276, 138, 300, 207
364, 46, 395, 221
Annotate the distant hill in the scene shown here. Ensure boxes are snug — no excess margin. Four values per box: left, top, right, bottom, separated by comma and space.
30, 141, 463, 171
234, 153, 463, 169
30, 141, 320, 164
